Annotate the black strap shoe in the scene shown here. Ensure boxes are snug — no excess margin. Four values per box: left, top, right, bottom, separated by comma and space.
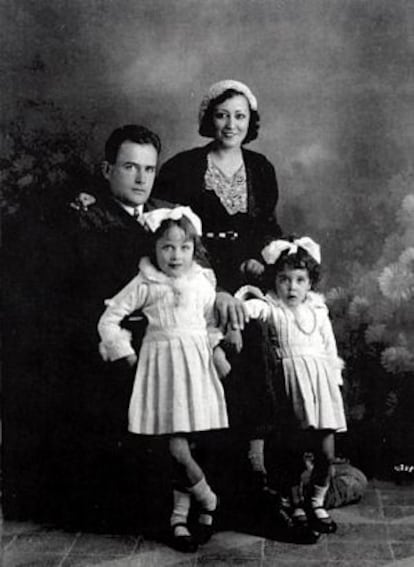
308, 506, 337, 534
169, 522, 198, 553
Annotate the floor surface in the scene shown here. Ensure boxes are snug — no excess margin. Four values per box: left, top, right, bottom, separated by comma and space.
2, 479, 414, 567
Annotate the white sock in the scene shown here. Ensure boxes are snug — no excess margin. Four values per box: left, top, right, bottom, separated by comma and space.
170, 490, 191, 536
189, 477, 217, 525
311, 484, 330, 519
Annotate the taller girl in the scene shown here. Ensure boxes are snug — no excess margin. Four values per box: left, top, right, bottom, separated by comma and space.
98, 207, 229, 553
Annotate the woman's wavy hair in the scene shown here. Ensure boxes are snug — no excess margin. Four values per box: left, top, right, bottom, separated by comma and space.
199, 88, 260, 143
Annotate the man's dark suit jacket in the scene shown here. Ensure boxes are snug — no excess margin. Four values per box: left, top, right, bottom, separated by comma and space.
3, 186, 173, 530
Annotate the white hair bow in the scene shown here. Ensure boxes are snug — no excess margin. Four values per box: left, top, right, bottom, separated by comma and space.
261, 237, 321, 265
143, 206, 203, 236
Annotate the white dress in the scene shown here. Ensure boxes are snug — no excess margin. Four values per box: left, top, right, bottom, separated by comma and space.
240, 289, 347, 432
98, 257, 229, 435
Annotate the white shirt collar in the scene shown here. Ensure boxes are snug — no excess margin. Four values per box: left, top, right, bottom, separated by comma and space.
114, 199, 144, 217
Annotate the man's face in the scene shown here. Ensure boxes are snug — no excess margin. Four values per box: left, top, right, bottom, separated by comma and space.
103, 141, 158, 207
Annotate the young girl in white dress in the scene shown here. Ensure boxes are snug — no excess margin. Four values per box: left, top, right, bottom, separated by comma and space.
235, 236, 346, 538
98, 207, 230, 553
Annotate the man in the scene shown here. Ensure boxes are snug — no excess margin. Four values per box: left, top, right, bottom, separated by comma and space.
53, 124, 241, 528
45, 124, 172, 531
3, 124, 244, 531
1, 126, 161, 523
67, 124, 244, 345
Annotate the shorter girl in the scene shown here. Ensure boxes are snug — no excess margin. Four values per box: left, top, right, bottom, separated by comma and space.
98, 207, 230, 553
235, 236, 346, 539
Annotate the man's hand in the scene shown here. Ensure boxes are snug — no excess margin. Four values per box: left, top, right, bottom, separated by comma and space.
215, 291, 249, 331
240, 258, 265, 278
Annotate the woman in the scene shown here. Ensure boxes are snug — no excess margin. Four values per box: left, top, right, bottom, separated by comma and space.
154, 79, 282, 293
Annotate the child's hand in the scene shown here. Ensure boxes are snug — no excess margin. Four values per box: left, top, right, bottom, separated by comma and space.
213, 346, 232, 379
224, 328, 243, 353
122, 354, 138, 368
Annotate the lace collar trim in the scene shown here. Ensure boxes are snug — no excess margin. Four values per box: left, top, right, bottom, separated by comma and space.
204, 153, 247, 215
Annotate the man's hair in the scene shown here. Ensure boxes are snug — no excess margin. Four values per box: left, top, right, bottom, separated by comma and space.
105, 124, 162, 163
198, 89, 260, 143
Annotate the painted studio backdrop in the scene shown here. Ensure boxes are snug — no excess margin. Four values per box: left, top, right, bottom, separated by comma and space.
2, 0, 414, 515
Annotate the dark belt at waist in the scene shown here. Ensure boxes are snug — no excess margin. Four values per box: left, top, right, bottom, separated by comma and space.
205, 231, 239, 240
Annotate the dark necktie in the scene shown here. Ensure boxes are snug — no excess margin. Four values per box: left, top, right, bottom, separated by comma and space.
133, 207, 145, 225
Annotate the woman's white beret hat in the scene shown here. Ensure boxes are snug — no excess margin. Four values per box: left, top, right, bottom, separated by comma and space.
198, 79, 258, 125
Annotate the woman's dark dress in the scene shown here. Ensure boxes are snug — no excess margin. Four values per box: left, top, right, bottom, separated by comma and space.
154, 143, 284, 434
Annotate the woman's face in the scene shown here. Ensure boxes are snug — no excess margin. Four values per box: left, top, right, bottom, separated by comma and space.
212, 94, 251, 149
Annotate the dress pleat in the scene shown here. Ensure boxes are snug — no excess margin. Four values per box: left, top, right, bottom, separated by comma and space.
242, 291, 347, 433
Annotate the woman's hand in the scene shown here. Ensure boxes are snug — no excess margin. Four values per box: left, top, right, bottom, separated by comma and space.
240, 258, 265, 278
223, 328, 243, 353
122, 353, 138, 368
215, 291, 249, 331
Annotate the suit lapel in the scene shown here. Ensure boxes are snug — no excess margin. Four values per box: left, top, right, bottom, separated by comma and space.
104, 197, 144, 231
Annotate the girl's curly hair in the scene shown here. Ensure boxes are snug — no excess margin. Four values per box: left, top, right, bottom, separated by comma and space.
264, 242, 321, 291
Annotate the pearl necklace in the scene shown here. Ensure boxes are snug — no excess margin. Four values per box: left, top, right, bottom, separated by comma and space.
292, 304, 317, 336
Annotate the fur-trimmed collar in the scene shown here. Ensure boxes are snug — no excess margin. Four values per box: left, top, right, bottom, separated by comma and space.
138, 256, 206, 285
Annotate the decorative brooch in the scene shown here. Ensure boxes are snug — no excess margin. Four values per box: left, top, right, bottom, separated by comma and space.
70, 192, 96, 212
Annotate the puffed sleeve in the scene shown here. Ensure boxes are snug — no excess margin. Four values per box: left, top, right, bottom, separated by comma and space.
243, 299, 272, 322
97, 274, 149, 361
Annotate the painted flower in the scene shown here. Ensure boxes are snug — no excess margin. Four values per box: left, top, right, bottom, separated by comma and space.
70, 192, 96, 211
399, 247, 414, 270
401, 194, 414, 216
378, 263, 414, 302
17, 174, 34, 188
381, 346, 414, 374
